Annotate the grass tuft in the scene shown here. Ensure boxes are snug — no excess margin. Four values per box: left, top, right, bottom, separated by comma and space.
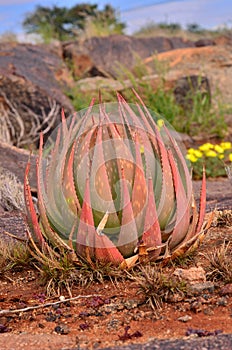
128, 265, 187, 311
0, 240, 31, 275
203, 241, 232, 283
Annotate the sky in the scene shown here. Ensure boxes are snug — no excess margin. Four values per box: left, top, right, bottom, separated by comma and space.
0, 0, 232, 38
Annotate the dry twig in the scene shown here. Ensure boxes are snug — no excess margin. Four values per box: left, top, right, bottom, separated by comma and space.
0, 294, 103, 316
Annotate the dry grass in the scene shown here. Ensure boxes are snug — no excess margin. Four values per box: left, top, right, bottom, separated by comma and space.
0, 239, 31, 275
216, 210, 232, 227
127, 265, 187, 312
203, 241, 232, 283
0, 167, 24, 211
0, 94, 60, 147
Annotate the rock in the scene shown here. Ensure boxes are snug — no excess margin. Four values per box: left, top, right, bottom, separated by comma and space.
54, 324, 70, 335
190, 300, 203, 313
154, 45, 232, 105
195, 38, 216, 47
217, 297, 228, 306
177, 315, 192, 322
219, 283, 232, 296
0, 43, 74, 147
0, 141, 37, 188
62, 35, 195, 79
189, 282, 215, 294
174, 266, 206, 284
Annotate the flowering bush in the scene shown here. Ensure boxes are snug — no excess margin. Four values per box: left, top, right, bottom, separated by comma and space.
187, 141, 232, 179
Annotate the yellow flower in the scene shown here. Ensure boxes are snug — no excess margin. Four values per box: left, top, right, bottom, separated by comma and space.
214, 145, 224, 154
220, 142, 232, 150
194, 150, 203, 158
187, 149, 203, 158
186, 154, 198, 163
218, 154, 224, 159
140, 145, 144, 154
199, 143, 214, 152
205, 150, 217, 157
229, 153, 232, 162
188, 148, 196, 154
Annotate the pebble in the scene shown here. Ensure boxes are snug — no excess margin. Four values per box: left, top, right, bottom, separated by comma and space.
190, 301, 202, 313
54, 323, 70, 335
178, 315, 192, 322
189, 282, 215, 294
217, 297, 228, 306
124, 300, 139, 310
174, 266, 206, 284
219, 283, 232, 296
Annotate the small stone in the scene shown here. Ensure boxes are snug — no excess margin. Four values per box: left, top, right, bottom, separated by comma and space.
107, 318, 121, 331
217, 297, 228, 306
45, 312, 57, 322
203, 307, 214, 316
54, 324, 70, 335
124, 300, 138, 310
174, 266, 206, 285
219, 284, 232, 296
189, 282, 215, 294
190, 301, 202, 313
178, 315, 192, 322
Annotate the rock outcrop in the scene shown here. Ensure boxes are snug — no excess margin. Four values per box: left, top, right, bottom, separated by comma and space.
0, 43, 74, 146
62, 35, 196, 78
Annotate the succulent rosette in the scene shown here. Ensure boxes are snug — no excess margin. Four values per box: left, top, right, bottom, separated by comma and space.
24, 92, 207, 268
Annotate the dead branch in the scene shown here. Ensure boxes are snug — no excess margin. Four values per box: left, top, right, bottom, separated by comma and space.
0, 93, 60, 147
0, 294, 103, 316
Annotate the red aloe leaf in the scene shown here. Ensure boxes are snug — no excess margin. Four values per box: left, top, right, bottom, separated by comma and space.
131, 88, 160, 135
131, 133, 147, 232
62, 141, 81, 214
167, 150, 191, 250
24, 158, 45, 248
61, 108, 68, 139
90, 125, 120, 229
74, 126, 96, 203
154, 133, 175, 230
76, 178, 95, 261
196, 166, 206, 233
37, 133, 73, 251
95, 233, 124, 265
180, 195, 198, 243
117, 168, 138, 257
142, 178, 162, 260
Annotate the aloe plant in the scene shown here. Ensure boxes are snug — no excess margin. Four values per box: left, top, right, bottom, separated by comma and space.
24, 92, 208, 268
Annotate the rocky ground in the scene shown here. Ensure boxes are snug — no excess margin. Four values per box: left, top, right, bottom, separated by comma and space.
0, 212, 231, 350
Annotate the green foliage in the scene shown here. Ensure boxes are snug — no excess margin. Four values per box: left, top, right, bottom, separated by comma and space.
23, 3, 125, 42
66, 88, 93, 111
23, 5, 70, 42
134, 21, 182, 36
187, 23, 204, 34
